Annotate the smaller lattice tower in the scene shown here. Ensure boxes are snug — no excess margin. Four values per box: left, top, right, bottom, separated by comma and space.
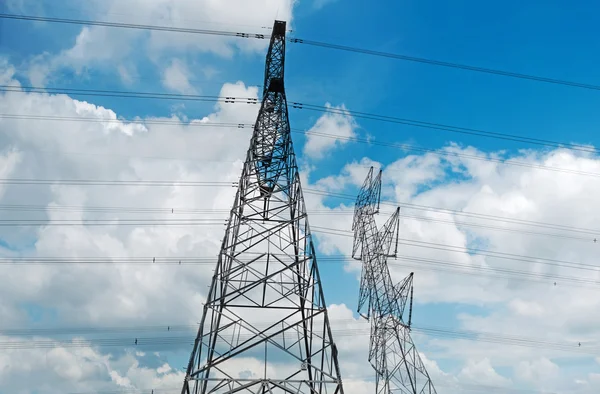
352, 167, 437, 394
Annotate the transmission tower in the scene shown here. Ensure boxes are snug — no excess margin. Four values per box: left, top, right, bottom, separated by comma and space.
181, 20, 345, 394
352, 167, 437, 394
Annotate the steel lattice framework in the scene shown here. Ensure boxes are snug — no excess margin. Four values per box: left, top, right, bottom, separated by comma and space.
352, 167, 437, 394
181, 20, 345, 394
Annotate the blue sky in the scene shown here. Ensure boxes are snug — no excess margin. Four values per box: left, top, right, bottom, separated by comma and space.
6, 0, 600, 153
2, 0, 600, 393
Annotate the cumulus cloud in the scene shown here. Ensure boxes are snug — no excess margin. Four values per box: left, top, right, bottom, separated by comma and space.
299, 141, 600, 392
14, 0, 295, 84
515, 357, 560, 384
0, 337, 184, 394
509, 298, 545, 317
0, 68, 260, 329
162, 59, 196, 94
0, 148, 21, 199
303, 103, 357, 160
457, 358, 511, 386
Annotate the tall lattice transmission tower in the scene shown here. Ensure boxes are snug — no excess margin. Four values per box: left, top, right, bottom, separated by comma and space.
181, 20, 345, 394
352, 167, 437, 394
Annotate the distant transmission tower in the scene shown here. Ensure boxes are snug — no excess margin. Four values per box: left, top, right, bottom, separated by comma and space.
352, 167, 437, 394
181, 20, 344, 394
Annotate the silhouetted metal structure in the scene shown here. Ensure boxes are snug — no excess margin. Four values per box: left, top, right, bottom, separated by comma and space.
182, 20, 344, 394
352, 167, 437, 394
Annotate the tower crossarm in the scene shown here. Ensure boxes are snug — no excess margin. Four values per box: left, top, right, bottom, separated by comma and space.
251, 21, 290, 196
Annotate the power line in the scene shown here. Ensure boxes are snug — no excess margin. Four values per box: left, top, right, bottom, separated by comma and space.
0, 203, 596, 241
63, 383, 560, 394
33, 2, 279, 31
0, 186, 597, 238
2, 246, 598, 289
0, 13, 271, 39
306, 225, 600, 274
0, 84, 257, 103
0, 179, 236, 187
1, 211, 598, 257
303, 188, 600, 235
1, 322, 596, 357
3, 85, 599, 155
295, 103, 600, 154
0, 114, 254, 129
8, 66, 262, 89
0, 219, 228, 226
0, 326, 589, 356
3, 13, 600, 93
0, 183, 595, 239
398, 212, 595, 241
2, 239, 598, 289
291, 38, 600, 92
59, 379, 562, 394
4, 113, 600, 179
299, 128, 600, 178
0, 212, 596, 242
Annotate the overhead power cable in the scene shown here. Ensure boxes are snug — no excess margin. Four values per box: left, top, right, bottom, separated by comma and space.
2, 244, 597, 290
1, 255, 596, 289
303, 188, 600, 235
0, 84, 258, 103
0, 183, 595, 239
0, 219, 228, 226
295, 103, 600, 154
0, 203, 596, 241
0, 179, 236, 187
1, 252, 593, 273
2, 85, 598, 155
0, 13, 270, 39
0, 211, 596, 242
308, 225, 600, 273
59, 380, 563, 394
0, 186, 597, 237
4, 113, 600, 179
62, 382, 561, 394
2, 13, 600, 93
291, 38, 600, 92
1, 324, 597, 357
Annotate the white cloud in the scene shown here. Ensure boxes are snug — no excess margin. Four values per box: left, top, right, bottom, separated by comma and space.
0, 336, 184, 393
300, 141, 600, 391
457, 358, 511, 387
162, 59, 196, 94
303, 103, 357, 159
515, 357, 560, 384
0, 58, 16, 84
25, 54, 52, 87
18, 0, 295, 84
0, 67, 259, 330
0, 148, 21, 199
117, 64, 138, 86
509, 298, 545, 317
383, 152, 443, 200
